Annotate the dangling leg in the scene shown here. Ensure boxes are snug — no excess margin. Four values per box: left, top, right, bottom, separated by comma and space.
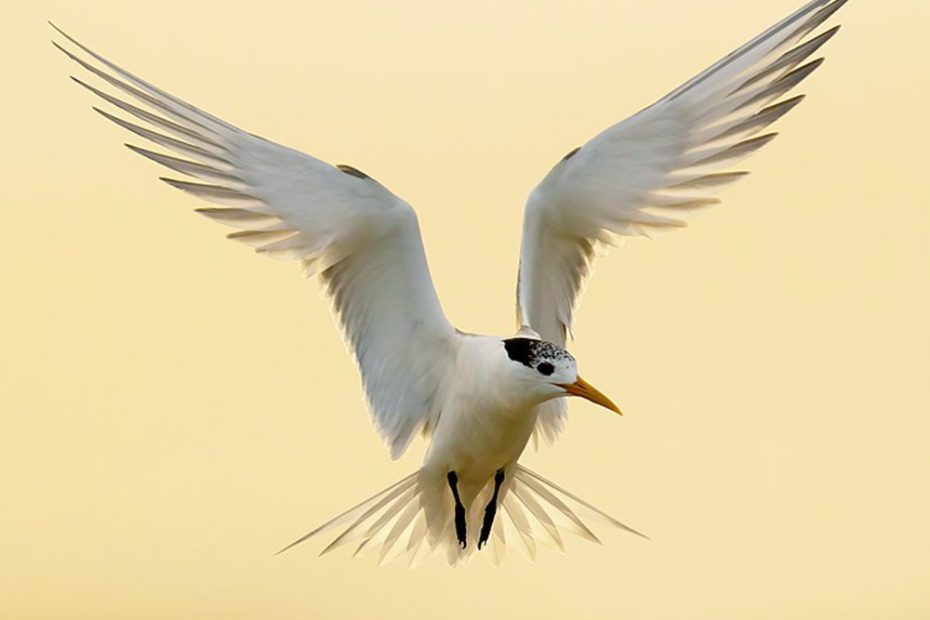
447, 471, 467, 548
478, 468, 505, 550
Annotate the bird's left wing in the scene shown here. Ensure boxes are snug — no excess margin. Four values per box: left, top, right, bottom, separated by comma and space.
53, 26, 457, 459
517, 0, 849, 442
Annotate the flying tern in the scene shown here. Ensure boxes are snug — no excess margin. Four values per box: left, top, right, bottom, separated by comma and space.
52, 0, 850, 565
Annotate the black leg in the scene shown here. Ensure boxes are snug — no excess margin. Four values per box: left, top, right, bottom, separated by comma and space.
478, 469, 505, 550
447, 471, 467, 548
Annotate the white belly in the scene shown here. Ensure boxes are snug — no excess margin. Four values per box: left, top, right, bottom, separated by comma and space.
422, 392, 538, 505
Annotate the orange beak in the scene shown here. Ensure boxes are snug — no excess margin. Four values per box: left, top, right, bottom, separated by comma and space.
559, 375, 622, 415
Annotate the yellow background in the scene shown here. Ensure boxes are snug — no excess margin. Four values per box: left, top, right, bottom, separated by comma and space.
2, 0, 928, 618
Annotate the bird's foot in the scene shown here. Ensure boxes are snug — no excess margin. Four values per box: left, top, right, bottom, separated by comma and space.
477, 468, 505, 550
455, 504, 467, 549
447, 470, 468, 549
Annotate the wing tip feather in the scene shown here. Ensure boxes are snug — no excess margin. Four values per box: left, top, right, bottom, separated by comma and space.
48, 20, 66, 37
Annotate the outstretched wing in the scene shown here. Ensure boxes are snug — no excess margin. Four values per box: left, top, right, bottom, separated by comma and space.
518, 0, 849, 441
53, 26, 456, 459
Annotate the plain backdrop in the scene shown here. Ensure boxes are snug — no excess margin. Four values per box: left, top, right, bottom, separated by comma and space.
2, 0, 929, 618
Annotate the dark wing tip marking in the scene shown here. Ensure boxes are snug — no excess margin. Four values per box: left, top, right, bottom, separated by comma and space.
561, 147, 581, 162
336, 164, 369, 179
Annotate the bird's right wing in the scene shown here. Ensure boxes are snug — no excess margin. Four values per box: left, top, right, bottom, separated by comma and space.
53, 26, 457, 459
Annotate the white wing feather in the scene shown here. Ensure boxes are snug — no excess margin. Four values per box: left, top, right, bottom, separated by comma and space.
518, 0, 848, 440
53, 26, 456, 459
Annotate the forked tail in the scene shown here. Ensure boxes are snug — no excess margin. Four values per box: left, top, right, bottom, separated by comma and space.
277, 466, 646, 566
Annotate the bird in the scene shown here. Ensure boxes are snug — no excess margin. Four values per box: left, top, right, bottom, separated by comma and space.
52, 0, 850, 566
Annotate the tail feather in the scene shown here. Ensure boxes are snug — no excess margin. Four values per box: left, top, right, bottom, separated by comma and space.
346, 486, 415, 559
338, 485, 417, 556
404, 512, 430, 567
490, 516, 507, 566
516, 466, 650, 540
378, 496, 423, 564
324, 484, 418, 557
513, 468, 600, 543
277, 465, 645, 565
510, 483, 565, 551
501, 496, 538, 560
275, 471, 418, 556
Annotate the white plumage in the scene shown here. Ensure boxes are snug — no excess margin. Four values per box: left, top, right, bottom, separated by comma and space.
52, 0, 849, 565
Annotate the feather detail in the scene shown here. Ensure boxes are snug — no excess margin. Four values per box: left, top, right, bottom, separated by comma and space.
518, 0, 849, 445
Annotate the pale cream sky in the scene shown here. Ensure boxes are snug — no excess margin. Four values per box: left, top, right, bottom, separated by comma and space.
2, 1, 929, 618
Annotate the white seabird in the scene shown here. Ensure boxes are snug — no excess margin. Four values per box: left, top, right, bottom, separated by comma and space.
52, 0, 850, 565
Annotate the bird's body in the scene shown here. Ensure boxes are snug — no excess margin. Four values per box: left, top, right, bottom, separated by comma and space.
295, 332, 623, 562
424, 335, 538, 493
420, 339, 541, 555
52, 0, 851, 565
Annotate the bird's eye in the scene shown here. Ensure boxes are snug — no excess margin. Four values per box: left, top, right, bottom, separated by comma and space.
536, 362, 554, 376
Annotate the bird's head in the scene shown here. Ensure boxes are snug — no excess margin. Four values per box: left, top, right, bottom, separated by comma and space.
501, 337, 621, 415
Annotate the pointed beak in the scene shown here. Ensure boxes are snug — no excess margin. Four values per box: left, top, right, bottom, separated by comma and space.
559, 375, 622, 415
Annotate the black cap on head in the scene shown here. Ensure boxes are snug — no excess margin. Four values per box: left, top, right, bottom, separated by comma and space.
502, 337, 573, 369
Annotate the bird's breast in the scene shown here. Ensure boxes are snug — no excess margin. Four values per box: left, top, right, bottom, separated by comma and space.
423, 392, 538, 497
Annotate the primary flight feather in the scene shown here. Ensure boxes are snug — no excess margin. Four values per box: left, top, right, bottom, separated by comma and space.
52, 0, 849, 565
